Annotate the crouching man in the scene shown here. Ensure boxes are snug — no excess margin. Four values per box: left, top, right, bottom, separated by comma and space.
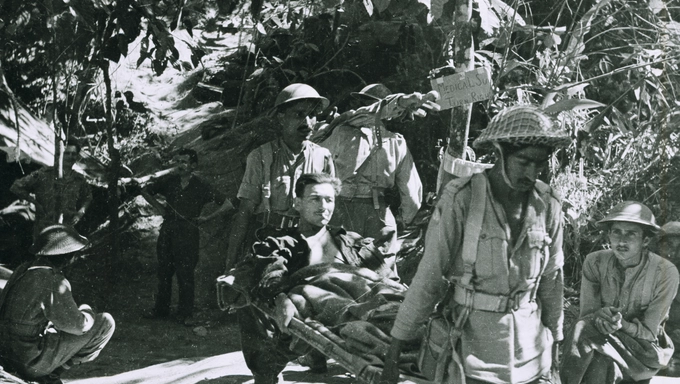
236, 173, 394, 384
0, 225, 115, 384
561, 202, 678, 384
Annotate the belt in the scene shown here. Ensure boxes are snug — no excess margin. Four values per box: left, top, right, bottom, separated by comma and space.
338, 184, 386, 199
453, 288, 534, 312
337, 195, 386, 204
255, 212, 299, 229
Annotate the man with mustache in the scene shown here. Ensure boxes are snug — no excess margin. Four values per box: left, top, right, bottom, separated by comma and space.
381, 105, 568, 384
224, 84, 335, 273
561, 201, 679, 383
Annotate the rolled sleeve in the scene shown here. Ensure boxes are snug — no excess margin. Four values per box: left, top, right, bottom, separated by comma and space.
537, 196, 564, 340
237, 148, 264, 205
391, 181, 464, 341
395, 144, 422, 224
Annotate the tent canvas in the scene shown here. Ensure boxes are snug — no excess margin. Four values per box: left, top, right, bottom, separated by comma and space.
0, 92, 54, 167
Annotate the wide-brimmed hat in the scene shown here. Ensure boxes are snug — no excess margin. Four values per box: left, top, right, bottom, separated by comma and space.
662, 222, 680, 237
597, 201, 660, 232
473, 105, 571, 149
274, 83, 330, 111
30, 224, 90, 256
350, 84, 392, 102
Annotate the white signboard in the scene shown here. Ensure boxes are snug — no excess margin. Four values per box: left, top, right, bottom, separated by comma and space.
430, 67, 493, 110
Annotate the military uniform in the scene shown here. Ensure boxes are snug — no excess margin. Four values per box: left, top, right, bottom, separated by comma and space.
238, 138, 334, 228
10, 168, 92, 238
0, 258, 114, 380
391, 172, 564, 383
319, 95, 422, 257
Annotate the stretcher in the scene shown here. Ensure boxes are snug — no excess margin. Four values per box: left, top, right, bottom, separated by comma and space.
216, 275, 432, 384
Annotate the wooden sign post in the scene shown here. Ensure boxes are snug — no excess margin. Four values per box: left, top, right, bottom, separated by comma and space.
430, 67, 492, 110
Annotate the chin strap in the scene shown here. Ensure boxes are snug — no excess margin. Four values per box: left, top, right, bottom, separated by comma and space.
492, 142, 520, 191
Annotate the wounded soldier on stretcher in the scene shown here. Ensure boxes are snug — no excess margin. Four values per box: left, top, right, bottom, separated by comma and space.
222, 173, 419, 384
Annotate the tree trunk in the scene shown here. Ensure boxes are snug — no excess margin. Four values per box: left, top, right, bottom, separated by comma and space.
438, 0, 475, 193
102, 61, 120, 266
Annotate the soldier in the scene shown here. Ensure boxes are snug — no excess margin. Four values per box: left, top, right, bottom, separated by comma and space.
0, 225, 115, 384
381, 105, 568, 384
140, 148, 232, 325
317, 84, 432, 272
224, 83, 335, 273
561, 202, 678, 383
10, 142, 92, 240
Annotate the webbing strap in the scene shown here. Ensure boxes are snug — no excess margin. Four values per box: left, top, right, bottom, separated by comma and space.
370, 100, 385, 210
260, 141, 276, 226
458, 173, 487, 288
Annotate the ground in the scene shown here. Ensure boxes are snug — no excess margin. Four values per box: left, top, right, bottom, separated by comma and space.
3, 20, 680, 384
56, 214, 356, 384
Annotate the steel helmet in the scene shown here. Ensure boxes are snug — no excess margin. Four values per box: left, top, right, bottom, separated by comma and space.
350, 83, 392, 101
597, 201, 660, 231
274, 83, 329, 111
662, 222, 680, 237
29, 224, 90, 256
473, 105, 571, 149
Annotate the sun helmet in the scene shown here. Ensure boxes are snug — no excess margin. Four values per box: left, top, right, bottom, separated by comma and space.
662, 222, 680, 237
597, 201, 660, 232
350, 83, 392, 102
274, 83, 330, 111
29, 224, 90, 256
473, 105, 571, 149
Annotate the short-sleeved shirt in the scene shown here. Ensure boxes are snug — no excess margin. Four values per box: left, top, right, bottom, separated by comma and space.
580, 250, 679, 342
391, 172, 564, 383
237, 139, 334, 215
147, 173, 226, 223
0, 259, 95, 375
11, 168, 91, 232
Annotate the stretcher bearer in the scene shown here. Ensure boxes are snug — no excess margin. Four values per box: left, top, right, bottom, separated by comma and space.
382, 105, 569, 384
225, 83, 335, 272
318, 84, 424, 266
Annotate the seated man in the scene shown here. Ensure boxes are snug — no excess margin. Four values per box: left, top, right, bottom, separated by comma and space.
561, 202, 678, 384
659, 221, 680, 373
234, 173, 397, 384
0, 225, 115, 384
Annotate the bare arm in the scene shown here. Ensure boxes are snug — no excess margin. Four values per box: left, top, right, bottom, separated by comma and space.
225, 199, 256, 272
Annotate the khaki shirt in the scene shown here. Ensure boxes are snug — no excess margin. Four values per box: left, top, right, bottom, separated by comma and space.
11, 168, 91, 233
391, 172, 564, 383
0, 259, 95, 375
237, 139, 334, 215
580, 250, 679, 342
319, 96, 422, 223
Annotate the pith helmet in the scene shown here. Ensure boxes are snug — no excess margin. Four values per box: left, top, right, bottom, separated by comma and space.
473, 105, 571, 149
597, 201, 660, 231
274, 83, 330, 111
351, 83, 392, 101
29, 224, 90, 256
662, 222, 680, 237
